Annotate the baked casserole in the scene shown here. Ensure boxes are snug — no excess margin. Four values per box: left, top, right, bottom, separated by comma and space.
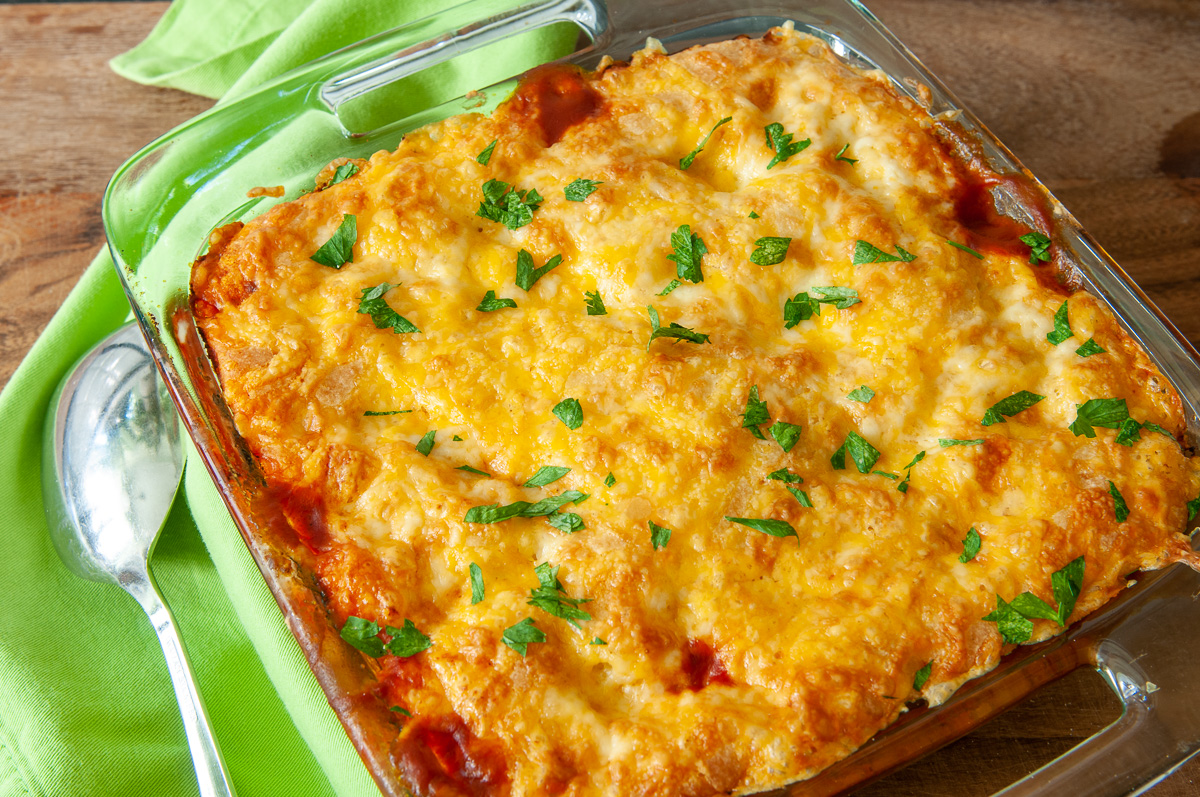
191, 27, 1200, 796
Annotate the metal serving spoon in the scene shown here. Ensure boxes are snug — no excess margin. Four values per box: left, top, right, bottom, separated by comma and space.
41, 323, 236, 797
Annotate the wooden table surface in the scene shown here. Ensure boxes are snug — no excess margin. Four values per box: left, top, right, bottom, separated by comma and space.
2, 1, 1199, 795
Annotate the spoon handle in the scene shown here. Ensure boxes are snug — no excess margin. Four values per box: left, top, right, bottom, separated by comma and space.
129, 572, 238, 797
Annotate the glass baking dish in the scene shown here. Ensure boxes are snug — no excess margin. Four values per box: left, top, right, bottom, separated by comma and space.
103, 0, 1200, 794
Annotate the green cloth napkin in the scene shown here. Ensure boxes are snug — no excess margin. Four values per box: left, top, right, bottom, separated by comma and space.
2, 2, 573, 795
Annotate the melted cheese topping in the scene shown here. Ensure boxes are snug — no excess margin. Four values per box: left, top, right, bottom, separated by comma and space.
192, 29, 1200, 796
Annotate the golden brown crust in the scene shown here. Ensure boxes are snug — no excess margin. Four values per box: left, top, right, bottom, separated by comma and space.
192, 29, 1200, 797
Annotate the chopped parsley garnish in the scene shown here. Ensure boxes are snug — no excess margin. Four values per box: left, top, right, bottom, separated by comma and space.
913, 661, 932, 690
604, 472, 616, 487
658, 279, 683, 296
585, 290, 607, 316
477, 178, 543, 229
847, 385, 875, 403
647, 305, 710, 349
830, 431, 881, 474
476, 290, 517, 311
453, 435, 464, 441
1047, 300, 1073, 345
364, 409, 411, 416
548, 512, 585, 533
1075, 338, 1106, 357
385, 619, 432, 658
415, 430, 436, 456
502, 618, 546, 656
469, 563, 485, 605
525, 466, 571, 488
476, 139, 497, 165
983, 557, 1085, 643
852, 240, 915, 265
1069, 398, 1129, 438
834, 143, 858, 164
784, 293, 819, 328
741, 385, 771, 440
358, 283, 420, 333
764, 122, 811, 169
788, 486, 814, 508
667, 224, 708, 283
726, 516, 798, 539
872, 470, 899, 480
1108, 480, 1130, 522
463, 490, 589, 523
897, 450, 926, 494
649, 520, 672, 550
902, 451, 927, 470
327, 162, 359, 187
1187, 494, 1200, 522
590, 637, 607, 645
939, 438, 984, 447
770, 421, 802, 452
552, 398, 583, 429
311, 214, 357, 268
389, 706, 412, 717
812, 286, 861, 309
680, 116, 732, 170
1020, 231, 1052, 264
340, 616, 385, 658
1115, 418, 1144, 446
516, 249, 562, 290
748, 210, 760, 219
982, 391, 1045, 426
946, 239, 984, 259
960, 527, 981, 563
750, 236, 791, 266
564, 178, 602, 201
768, 468, 803, 483
457, 464, 490, 477
528, 563, 593, 628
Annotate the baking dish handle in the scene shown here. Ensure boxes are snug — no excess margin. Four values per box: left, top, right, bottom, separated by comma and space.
994, 563, 1200, 797
319, 0, 608, 114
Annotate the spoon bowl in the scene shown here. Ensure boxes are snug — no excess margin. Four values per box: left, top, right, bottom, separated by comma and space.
42, 322, 236, 797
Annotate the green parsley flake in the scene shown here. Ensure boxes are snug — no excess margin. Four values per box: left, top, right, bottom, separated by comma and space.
647, 305, 710, 349
960, 527, 981, 563
553, 398, 583, 429
456, 465, 490, 477
982, 391, 1045, 426
585, 290, 607, 316
364, 409, 411, 416
1108, 480, 1130, 522
939, 438, 984, 447
983, 558, 1085, 643
310, 214, 357, 268
764, 122, 811, 169
548, 512, 585, 533
852, 240, 916, 265
903, 451, 927, 470
525, 466, 571, 488
680, 116, 732, 169
389, 706, 412, 717
476, 139, 497, 165
834, 143, 858, 164
1187, 495, 1200, 522
667, 224, 708, 283
528, 563, 593, 628
872, 470, 899, 480
748, 211, 760, 219
770, 421, 802, 452
477, 290, 517, 311
787, 485, 815, 508
327, 162, 359, 187
1020, 231, 1052, 264
898, 450, 926, 494
340, 616, 384, 658
515, 249, 562, 291
477, 179, 543, 230
830, 430, 881, 474
649, 520, 672, 550
784, 292, 819, 328
564, 178, 602, 201
983, 595, 1035, 644
658, 279, 683, 296
385, 619, 432, 658
453, 435, 464, 441
768, 468, 803, 483
812, 286, 861, 309
1069, 397, 1129, 438
502, 618, 546, 656
1047, 300, 1073, 345
1115, 417, 1144, 446
358, 283, 420, 333
726, 516, 798, 539
913, 661, 932, 690
847, 385, 875, 403
604, 472, 616, 487
946, 239, 984, 259
463, 490, 589, 523
590, 637, 607, 645
1076, 338, 1105, 357
750, 236, 791, 266
470, 564, 484, 600
741, 385, 771, 440
415, 430, 436, 456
